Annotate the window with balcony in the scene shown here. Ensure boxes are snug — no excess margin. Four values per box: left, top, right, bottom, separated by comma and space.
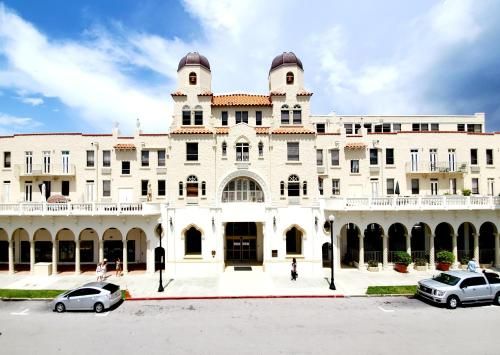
256, 111, 262, 126
158, 150, 166, 167
186, 175, 198, 197
62, 180, 70, 196
332, 179, 340, 195
330, 149, 339, 166
486, 149, 493, 165
292, 105, 301, 124
194, 106, 203, 125
121, 161, 130, 175
287, 175, 300, 197
385, 148, 394, 165
141, 180, 148, 196
350, 160, 359, 173
487, 178, 494, 196
281, 105, 290, 124
472, 178, 479, 194
316, 123, 325, 133
182, 106, 191, 125
141, 150, 149, 167
470, 149, 478, 165
186, 143, 198, 161
235, 111, 248, 124
86, 150, 95, 167
158, 180, 166, 196
102, 150, 111, 167
102, 180, 111, 197
236, 143, 249, 161
3, 151, 11, 168
386, 178, 394, 195
411, 179, 419, 194
221, 111, 228, 126
316, 149, 323, 166
369, 149, 378, 165
287, 142, 299, 161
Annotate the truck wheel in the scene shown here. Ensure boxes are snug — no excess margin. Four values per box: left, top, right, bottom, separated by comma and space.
494, 292, 500, 306
447, 295, 459, 309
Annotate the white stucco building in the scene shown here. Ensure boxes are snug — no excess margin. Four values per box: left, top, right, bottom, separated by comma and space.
0, 52, 499, 277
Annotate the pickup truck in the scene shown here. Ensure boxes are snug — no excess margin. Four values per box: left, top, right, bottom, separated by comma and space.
417, 270, 500, 309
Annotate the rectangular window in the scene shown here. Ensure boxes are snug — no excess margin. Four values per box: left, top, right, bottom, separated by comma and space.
487, 178, 494, 196
236, 143, 249, 161
472, 178, 479, 194
486, 149, 493, 165
470, 149, 478, 165
141, 180, 148, 196
344, 124, 353, 135
182, 110, 191, 125
287, 142, 299, 161
316, 123, 325, 133
102, 150, 111, 167
431, 123, 439, 131
457, 124, 465, 132
255, 111, 262, 126
157, 150, 166, 167
374, 124, 382, 133
194, 110, 203, 125
141, 150, 149, 167
332, 179, 340, 195
386, 148, 394, 165
3, 152, 11, 168
350, 160, 359, 173
318, 177, 323, 195
382, 123, 391, 133
281, 109, 289, 124
221, 111, 228, 126
412, 123, 420, 132
178, 182, 183, 196
330, 149, 339, 166
392, 123, 401, 132
467, 124, 482, 133
386, 178, 395, 195
102, 180, 111, 197
61, 181, 70, 196
121, 161, 130, 175
186, 143, 198, 161
86, 150, 95, 167
364, 123, 372, 133
369, 148, 378, 165
411, 179, 419, 194
293, 109, 302, 124
316, 149, 323, 166
236, 111, 248, 124
158, 180, 166, 196
201, 181, 206, 196
421, 123, 429, 131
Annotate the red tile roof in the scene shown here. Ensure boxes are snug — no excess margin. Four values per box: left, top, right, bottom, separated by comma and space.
256, 127, 270, 134
297, 90, 313, 96
271, 126, 315, 135
171, 91, 186, 97
170, 127, 213, 134
114, 143, 136, 151
215, 127, 229, 135
344, 142, 367, 150
212, 94, 272, 107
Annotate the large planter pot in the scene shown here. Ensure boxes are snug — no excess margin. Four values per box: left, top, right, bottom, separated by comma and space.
437, 262, 451, 271
367, 266, 379, 272
414, 265, 427, 271
394, 263, 408, 273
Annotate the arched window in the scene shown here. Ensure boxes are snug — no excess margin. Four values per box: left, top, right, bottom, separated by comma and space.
302, 181, 307, 196
178, 181, 183, 196
186, 175, 198, 197
286, 227, 302, 254
222, 177, 264, 202
222, 141, 227, 157
236, 143, 249, 161
281, 104, 289, 124
194, 105, 203, 125
280, 181, 285, 196
189, 72, 197, 85
258, 141, 264, 157
293, 104, 302, 124
185, 227, 201, 255
182, 105, 191, 125
286, 72, 294, 85
288, 175, 300, 197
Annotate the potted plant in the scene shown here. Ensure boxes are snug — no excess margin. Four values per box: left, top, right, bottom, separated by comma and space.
414, 258, 427, 271
462, 189, 471, 196
393, 251, 412, 273
436, 250, 455, 271
367, 260, 379, 272
460, 257, 470, 270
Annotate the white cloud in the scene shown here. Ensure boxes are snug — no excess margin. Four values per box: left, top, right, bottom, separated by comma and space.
19, 96, 44, 106
0, 112, 42, 134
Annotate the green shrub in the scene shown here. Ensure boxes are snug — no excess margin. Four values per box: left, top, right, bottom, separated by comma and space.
414, 258, 427, 266
367, 260, 378, 267
436, 250, 455, 263
462, 189, 471, 196
393, 251, 412, 266
460, 257, 470, 265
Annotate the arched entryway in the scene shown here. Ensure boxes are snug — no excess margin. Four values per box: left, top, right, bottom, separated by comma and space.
364, 223, 384, 265
185, 226, 202, 256
340, 223, 361, 267
411, 222, 431, 262
56, 228, 76, 273
434, 222, 454, 256
12, 228, 30, 271
103, 228, 123, 275
33, 228, 52, 263
0, 229, 8, 270
388, 223, 407, 263
285, 226, 304, 256
125, 227, 147, 271
457, 222, 475, 263
78, 228, 98, 272
224, 222, 258, 263
479, 222, 497, 265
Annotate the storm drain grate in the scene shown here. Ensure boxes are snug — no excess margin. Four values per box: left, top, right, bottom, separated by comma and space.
234, 266, 252, 271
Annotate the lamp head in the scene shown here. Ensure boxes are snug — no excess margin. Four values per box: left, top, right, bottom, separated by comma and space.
328, 215, 335, 223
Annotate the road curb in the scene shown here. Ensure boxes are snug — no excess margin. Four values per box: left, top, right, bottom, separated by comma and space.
126, 294, 346, 301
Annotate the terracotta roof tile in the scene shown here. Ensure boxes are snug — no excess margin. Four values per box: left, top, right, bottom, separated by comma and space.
215, 127, 229, 134
270, 91, 285, 96
114, 143, 136, 151
212, 94, 272, 107
170, 127, 213, 134
198, 91, 213, 96
297, 90, 313, 96
271, 126, 315, 135
255, 127, 270, 134
171, 91, 186, 97
344, 142, 367, 150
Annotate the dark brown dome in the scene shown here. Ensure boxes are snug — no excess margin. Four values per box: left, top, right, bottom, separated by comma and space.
177, 52, 211, 72
270, 52, 303, 72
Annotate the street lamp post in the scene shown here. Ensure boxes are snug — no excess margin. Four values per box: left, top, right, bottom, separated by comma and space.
328, 215, 336, 290
157, 224, 164, 292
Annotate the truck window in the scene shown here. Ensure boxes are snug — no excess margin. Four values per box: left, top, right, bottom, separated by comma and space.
468, 277, 487, 287
435, 273, 460, 286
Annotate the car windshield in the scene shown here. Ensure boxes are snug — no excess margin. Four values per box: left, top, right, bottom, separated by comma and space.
434, 273, 460, 286
102, 283, 119, 293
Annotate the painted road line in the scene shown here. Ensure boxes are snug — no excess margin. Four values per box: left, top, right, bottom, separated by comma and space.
95, 312, 110, 317
378, 306, 394, 313
11, 308, 29, 316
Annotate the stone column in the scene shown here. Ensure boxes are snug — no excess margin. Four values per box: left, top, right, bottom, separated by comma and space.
8, 239, 14, 274
406, 234, 411, 256
146, 240, 153, 274
52, 239, 58, 275
382, 234, 388, 269
429, 234, 435, 270
75, 239, 81, 274
30, 240, 35, 274
452, 234, 458, 268
473, 233, 479, 262
99, 239, 104, 263
123, 239, 128, 274
495, 233, 500, 268
358, 235, 365, 269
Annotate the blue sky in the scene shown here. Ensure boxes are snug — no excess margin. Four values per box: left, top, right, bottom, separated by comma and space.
0, 0, 500, 134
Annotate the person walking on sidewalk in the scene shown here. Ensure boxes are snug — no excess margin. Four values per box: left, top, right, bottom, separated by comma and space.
96, 262, 102, 281
101, 259, 108, 280
291, 257, 298, 281
115, 257, 122, 277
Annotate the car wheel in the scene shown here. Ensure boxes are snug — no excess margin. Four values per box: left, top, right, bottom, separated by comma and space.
494, 292, 500, 306
55, 302, 66, 313
94, 302, 105, 313
446, 295, 459, 309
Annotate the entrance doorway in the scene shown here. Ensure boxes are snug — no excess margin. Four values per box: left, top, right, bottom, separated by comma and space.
225, 222, 258, 264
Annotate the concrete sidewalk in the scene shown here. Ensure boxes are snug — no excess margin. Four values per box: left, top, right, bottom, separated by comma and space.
0, 267, 448, 299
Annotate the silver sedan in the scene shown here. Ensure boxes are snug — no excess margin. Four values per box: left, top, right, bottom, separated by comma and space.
51, 282, 122, 313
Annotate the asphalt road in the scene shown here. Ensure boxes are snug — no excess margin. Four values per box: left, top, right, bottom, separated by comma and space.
0, 297, 499, 355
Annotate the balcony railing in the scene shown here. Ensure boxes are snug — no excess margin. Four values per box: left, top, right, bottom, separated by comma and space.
405, 161, 468, 174
325, 195, 500, 211
0, 202, 162, 216
15, 164, 76, 177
